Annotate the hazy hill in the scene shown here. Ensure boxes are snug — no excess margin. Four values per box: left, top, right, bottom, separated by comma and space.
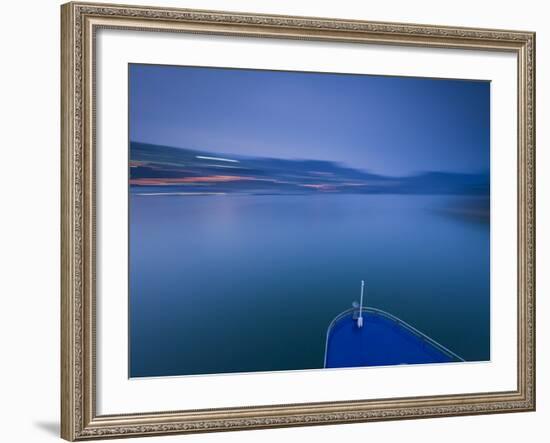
130, 142, 489, 196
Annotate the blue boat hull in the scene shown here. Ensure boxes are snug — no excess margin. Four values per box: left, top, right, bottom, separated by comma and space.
324, 308, 463, 368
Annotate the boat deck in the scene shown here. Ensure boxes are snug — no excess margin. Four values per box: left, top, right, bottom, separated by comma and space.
324, 308, 463, 368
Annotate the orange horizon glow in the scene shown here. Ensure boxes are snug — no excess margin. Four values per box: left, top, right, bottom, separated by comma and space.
130, 175, 249, 185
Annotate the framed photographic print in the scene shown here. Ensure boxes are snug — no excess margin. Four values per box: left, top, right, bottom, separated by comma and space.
61, 2, 536, 440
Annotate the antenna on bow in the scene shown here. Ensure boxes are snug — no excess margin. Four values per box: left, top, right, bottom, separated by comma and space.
357, 280, 365, 328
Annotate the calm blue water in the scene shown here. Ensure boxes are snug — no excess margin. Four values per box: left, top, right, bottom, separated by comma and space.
129, 194, 489, 377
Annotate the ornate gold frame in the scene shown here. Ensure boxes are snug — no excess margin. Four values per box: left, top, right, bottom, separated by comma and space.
61, 2, 536, 440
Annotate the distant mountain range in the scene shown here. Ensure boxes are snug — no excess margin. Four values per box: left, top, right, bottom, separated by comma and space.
129, 142, 489, 196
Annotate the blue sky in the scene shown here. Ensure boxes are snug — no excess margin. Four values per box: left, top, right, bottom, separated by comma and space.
129, 64, 489, 177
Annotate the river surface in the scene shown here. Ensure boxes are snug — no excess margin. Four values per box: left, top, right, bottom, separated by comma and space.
129, 193, 490, 377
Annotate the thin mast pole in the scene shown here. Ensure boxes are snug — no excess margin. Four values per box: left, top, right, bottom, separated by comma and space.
358, 280, 364, 328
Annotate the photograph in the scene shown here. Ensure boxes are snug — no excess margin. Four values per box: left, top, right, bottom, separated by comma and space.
56, 2, 536, 439
128, 64, 490, 378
